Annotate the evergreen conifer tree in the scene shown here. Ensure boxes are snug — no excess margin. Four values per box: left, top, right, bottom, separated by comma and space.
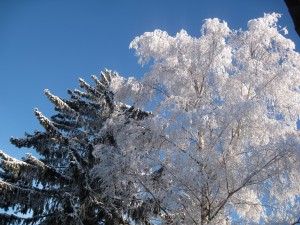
0, 70, 150, 225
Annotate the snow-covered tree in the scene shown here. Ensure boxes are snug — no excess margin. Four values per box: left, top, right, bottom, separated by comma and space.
0, 70, 152, 224
1, 13, 300, 225
107, 13, 300, 224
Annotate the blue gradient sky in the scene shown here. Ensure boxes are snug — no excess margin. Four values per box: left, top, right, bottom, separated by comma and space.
0, 0, 299, 159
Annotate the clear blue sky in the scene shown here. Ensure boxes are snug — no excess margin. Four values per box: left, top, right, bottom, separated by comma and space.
0, 0, 299, 159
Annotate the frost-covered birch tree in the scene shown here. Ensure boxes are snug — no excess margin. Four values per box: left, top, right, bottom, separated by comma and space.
107, 13, 300, 224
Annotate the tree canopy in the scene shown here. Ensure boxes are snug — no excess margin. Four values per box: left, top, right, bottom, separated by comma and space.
1, 13, 300, 224
0, 70, 152, 224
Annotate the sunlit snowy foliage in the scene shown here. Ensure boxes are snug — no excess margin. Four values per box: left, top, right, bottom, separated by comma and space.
1, 13, 300, 224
